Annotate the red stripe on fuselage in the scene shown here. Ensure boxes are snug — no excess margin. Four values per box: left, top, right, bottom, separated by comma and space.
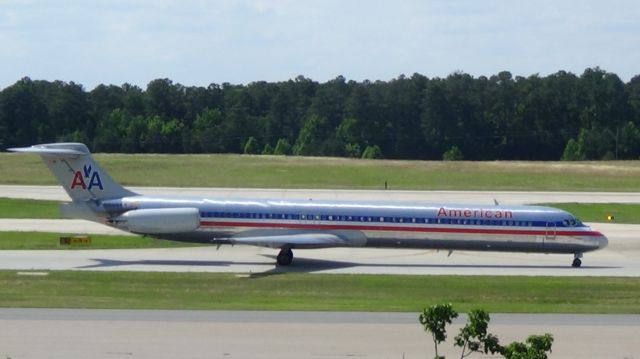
199, 220, 602, 237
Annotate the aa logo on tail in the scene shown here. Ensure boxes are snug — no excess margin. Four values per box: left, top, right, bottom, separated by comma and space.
70, 165, 103, 190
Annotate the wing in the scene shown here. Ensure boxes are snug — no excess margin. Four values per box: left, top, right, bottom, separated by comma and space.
215, 232, 350, 249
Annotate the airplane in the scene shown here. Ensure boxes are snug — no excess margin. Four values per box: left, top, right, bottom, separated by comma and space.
8, 142, 608, 267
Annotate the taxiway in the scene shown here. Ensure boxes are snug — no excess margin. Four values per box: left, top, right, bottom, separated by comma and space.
3, 184, 640, 204
0, 309, 637, 359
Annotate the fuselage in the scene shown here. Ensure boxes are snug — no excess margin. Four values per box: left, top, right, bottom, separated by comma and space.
100, 195, 608, 255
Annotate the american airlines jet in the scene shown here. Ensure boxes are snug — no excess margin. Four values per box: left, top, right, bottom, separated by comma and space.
9, 143, 608, 267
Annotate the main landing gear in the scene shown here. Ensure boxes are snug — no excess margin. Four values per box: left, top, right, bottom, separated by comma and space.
277, 247, 294, 266
572, 253, 583, 268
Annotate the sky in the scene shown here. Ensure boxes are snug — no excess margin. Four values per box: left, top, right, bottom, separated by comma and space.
1, 0, 639, 90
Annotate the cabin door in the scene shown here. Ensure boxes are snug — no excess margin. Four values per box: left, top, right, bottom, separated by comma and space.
545, 222, 556, 245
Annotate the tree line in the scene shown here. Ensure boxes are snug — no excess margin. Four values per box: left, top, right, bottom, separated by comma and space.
1, 67, 639, 160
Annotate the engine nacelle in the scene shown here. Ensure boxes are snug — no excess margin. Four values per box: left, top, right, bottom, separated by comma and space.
113, 208, 200, 234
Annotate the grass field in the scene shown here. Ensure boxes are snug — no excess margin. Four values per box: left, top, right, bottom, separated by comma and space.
2, 152, 640, 191
541, 203, 640, 224
1, 271, 638, 313
0, 232, 200, 250
0, 198, 61, 219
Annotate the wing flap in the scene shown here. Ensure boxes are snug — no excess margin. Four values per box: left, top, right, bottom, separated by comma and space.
221, 233, 348, 249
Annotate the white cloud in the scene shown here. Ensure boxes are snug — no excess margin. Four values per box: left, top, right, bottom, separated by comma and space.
1, 0, 639, 89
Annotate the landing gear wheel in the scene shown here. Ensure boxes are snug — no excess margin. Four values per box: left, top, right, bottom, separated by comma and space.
572, 258, 582, 268
276, 247, 293, 266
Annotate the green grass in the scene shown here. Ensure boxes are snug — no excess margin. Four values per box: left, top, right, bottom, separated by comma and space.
0, 197, 61, 219
2, 153, 640, 191
0, 271, 638, 313
0, 232, 201, 250
540, 203, 640, 224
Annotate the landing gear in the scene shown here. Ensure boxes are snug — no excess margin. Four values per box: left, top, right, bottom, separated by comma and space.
572, 253, 583, 268
276, 247, 293, 266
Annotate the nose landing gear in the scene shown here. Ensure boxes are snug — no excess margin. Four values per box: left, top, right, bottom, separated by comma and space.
572, 253, 583, 268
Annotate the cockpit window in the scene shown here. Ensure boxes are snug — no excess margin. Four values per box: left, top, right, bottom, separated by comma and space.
563, 218, 581, 227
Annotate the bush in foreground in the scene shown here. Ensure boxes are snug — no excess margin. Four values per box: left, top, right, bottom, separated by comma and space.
419, 303, 553, 359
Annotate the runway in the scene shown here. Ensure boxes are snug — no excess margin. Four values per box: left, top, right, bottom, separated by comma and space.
0, 309, 638, 359
3, 184, 640, 204
0, 221, 637, 276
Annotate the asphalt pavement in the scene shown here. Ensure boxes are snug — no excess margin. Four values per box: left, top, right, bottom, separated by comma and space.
0, 309, 637, 359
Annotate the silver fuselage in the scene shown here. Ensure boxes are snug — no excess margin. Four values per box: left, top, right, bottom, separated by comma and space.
99, 196, 608, 254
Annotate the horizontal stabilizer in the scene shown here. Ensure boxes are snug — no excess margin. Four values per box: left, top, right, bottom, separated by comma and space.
8, 145, 87, 156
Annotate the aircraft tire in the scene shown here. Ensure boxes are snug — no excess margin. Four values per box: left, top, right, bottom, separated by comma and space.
277, 247, 293, 266
572, 258, 582, 267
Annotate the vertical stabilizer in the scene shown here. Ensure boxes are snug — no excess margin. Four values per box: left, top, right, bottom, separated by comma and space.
7, 143, 136, 201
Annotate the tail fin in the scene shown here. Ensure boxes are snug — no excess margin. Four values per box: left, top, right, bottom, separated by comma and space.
8, 143, 136, 202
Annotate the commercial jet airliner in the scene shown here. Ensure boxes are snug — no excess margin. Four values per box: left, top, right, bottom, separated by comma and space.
8, 143, 608, 267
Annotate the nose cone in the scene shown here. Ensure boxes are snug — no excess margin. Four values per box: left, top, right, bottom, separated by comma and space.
596, 231, 608, 249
